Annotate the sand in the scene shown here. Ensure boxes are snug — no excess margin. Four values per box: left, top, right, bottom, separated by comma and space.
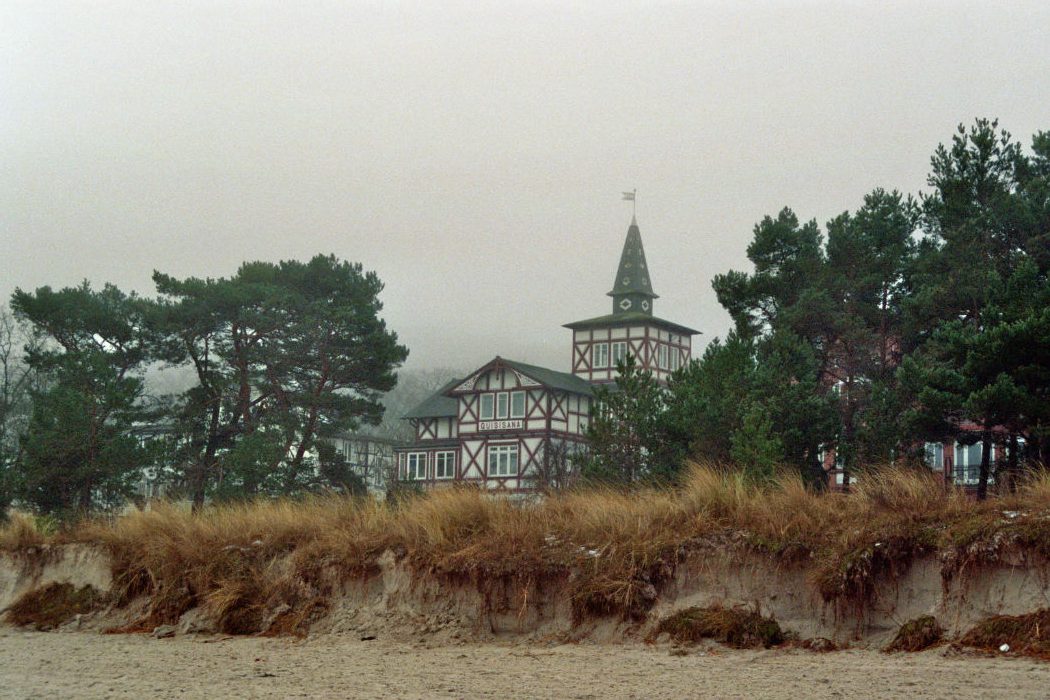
1, 630, 1048, 699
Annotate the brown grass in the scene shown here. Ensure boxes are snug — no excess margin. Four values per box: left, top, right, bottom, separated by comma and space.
5, 582, 104, 630
0, 512, 48, 551
15, 463, 1050, 636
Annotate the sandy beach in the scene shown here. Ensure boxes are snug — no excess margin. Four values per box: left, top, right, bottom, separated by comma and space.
1, 630, 1048, 700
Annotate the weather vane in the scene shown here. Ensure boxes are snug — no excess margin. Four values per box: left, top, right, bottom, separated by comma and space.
622, 188, 637, 217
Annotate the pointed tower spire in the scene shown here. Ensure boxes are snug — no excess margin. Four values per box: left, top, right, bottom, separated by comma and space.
608, 217, 658, 315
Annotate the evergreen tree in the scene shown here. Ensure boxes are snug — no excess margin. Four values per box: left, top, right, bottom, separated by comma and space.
10, 283, 151, 516
151, 255, 408, 507
900, 119, 1041, 496
580, 354, 666, 485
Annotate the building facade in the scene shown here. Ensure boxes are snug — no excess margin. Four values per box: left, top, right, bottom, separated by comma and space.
394, 215, 699, 493
328, 432, 399, 494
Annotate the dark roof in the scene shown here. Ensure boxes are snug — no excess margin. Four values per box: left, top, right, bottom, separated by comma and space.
499, 358, 594, 396
393, 439, 460, 451
402, 378, 460, 419
563, 311, 700, 336
609, 217, 658, 300
445, 357, 593, 397
330, 431, 404, 445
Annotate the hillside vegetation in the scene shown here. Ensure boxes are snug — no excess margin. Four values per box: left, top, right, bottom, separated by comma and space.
5, 465, 1050, 637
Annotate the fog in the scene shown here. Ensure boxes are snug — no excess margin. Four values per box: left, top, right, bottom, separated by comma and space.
3, 1, 1049, 372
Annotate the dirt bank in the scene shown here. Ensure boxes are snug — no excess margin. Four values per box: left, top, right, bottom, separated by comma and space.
4, 544, 1050, 647
3, 629, 1050, 700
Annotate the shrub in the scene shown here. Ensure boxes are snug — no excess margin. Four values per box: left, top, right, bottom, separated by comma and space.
884, 615, 943, 652
655, 605, 785, 648
960, 609, 1050, 657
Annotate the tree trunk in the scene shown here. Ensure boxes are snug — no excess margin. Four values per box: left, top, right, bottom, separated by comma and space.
976, 431, 992, 501
192, 401, 222, 513
77, 480, 93, 514
1004, 433, 1020, 492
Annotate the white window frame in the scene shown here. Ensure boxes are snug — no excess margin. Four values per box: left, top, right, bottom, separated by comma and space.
435, 451, 456, 479
924, 442, 944, 471
593, 343, 609, 368
480, 393, 494, 420
612, 342, 628, 366
487, 444, 519, 477
496, 392, 509, 419
406, 452, 427, 481
954, 441, 992, 485
510, 391, 526, 419
658, 344, 669, 370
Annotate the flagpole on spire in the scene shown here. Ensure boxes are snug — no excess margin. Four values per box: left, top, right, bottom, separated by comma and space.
622, 188, 637, 220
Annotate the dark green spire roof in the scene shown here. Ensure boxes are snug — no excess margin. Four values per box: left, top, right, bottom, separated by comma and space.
608, 216, 658, 315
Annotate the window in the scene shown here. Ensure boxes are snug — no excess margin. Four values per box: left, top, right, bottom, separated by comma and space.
593, 343, 609, 368
496, 392, 509, 419
435, 451, 456, 479
670, 349, 680, 372
924, 443, 944, 471
954, 442, 991, 485
658, 344, 669, 370
510, 391, 526, 418
487, 444, 519, 477
406, 452, 427, 480
480, 393, 494, 420
612, 342, 628, 366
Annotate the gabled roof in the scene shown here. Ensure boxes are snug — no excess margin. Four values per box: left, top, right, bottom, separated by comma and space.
402, 378, 460, 419
500, 358, 594, 395
449, 357, 594, 396
563, 311, 700, 336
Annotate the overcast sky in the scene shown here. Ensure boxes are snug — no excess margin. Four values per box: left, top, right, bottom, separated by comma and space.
3, 1, 1049, 374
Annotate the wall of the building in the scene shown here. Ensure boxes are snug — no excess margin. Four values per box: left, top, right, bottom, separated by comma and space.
822, 436, 1023, 490
330, 436, 396, 494
571, 324, 691, 384
396, 433, 588, 494
395, 365, 593, 493
414, 416, 458, 441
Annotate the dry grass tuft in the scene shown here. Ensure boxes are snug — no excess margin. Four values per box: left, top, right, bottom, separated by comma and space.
5, 582, 104, 629
0, 512, 48, 551
655, 604, 785, 648
884, 615, 944, 652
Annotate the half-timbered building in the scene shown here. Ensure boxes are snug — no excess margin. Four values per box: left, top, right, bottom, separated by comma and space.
565, 215, 698, 385
394, 215, 699, 494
